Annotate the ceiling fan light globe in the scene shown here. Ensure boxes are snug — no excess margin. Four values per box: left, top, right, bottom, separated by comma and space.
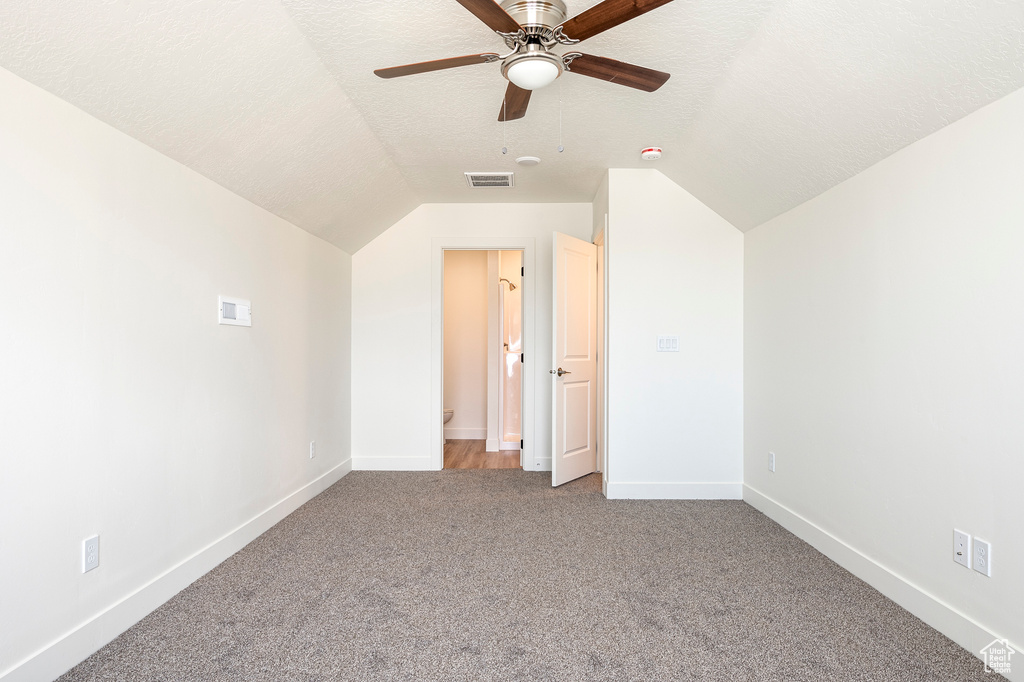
505, 58, 560, 90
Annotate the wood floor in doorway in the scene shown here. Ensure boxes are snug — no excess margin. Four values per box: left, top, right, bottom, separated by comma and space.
443, 439, 521, 469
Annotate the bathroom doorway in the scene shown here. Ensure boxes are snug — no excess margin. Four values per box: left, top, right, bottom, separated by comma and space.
442, 249, 524, 470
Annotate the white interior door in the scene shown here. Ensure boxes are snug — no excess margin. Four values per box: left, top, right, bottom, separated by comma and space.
551, 232, 598, 486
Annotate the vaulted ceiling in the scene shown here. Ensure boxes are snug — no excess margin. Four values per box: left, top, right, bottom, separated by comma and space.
2, 0, 1022, 253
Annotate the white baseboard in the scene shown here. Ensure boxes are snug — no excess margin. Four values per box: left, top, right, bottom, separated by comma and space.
443, 427, 486, 439
531, 457, 552, 472
743, 485, 1022, 682
485, 438, 499, 452
605, 481, 742, 499
500, 440, 521, 451
352, 456, 434, 471
1, 459, 352, 682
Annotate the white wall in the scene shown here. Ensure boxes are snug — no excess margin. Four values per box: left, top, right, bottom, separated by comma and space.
605, 169, 744, 499
0, 67, 352, 680
351, 203, 592, 470
591, 174, 608, 243
442, 250, 488, 438
744, 87, 1024, 665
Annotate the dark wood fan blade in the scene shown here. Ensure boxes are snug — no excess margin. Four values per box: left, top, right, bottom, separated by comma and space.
566, 53, 670, 91
374, 53, 499, 79
560, 0, 674, 42
498, 82, 531, 121
456, 0, 523, 33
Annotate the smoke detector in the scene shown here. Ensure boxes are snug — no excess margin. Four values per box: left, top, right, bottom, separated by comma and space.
516, 156, 541, 166
641, 147, 663, 160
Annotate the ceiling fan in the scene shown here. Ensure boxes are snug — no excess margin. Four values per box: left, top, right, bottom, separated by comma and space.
374, 0, 674, 121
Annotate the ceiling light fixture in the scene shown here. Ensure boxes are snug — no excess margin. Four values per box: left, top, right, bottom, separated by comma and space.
502, 47, 563, 91
516, 156, 541, 166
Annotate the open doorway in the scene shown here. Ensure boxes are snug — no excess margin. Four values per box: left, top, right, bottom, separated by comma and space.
442, 249, 524, 469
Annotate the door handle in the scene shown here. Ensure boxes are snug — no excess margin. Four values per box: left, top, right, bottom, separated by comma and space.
549, 368, 571, 377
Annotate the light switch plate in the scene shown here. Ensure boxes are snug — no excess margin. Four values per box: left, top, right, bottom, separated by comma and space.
656, 335, 679, 352
218, 296, 251, 327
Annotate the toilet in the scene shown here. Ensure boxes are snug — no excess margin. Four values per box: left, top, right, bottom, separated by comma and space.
443, 408, 454, 444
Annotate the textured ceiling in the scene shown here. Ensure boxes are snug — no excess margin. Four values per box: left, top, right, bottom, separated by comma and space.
2, 0, 1023, 252
0, 0, 419, 253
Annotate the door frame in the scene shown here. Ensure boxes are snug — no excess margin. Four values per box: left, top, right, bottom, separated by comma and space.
594, 227, 607, 483
432, 237, 536, 471
495, 250, 524, 453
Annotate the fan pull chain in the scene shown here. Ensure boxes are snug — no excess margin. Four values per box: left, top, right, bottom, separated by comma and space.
557, 79, 564, 153
502, 98, 508, 155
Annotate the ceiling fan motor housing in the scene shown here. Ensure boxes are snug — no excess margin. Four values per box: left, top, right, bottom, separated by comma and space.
500, 0, 568, 36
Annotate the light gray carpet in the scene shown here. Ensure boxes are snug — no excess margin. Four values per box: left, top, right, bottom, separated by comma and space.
60, 471, 1000, 681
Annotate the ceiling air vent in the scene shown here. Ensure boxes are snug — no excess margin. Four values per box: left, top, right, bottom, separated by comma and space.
465, 172, 514, 188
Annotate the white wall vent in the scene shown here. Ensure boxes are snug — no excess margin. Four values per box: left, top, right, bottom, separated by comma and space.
465, 172, 514, 188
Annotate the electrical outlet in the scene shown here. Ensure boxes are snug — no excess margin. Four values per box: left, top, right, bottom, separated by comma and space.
309, 441, 316, 459
973, 538, 992, 577
82, 535, 99, 573
953, 530, 971, 569
768, 451, 776, 473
